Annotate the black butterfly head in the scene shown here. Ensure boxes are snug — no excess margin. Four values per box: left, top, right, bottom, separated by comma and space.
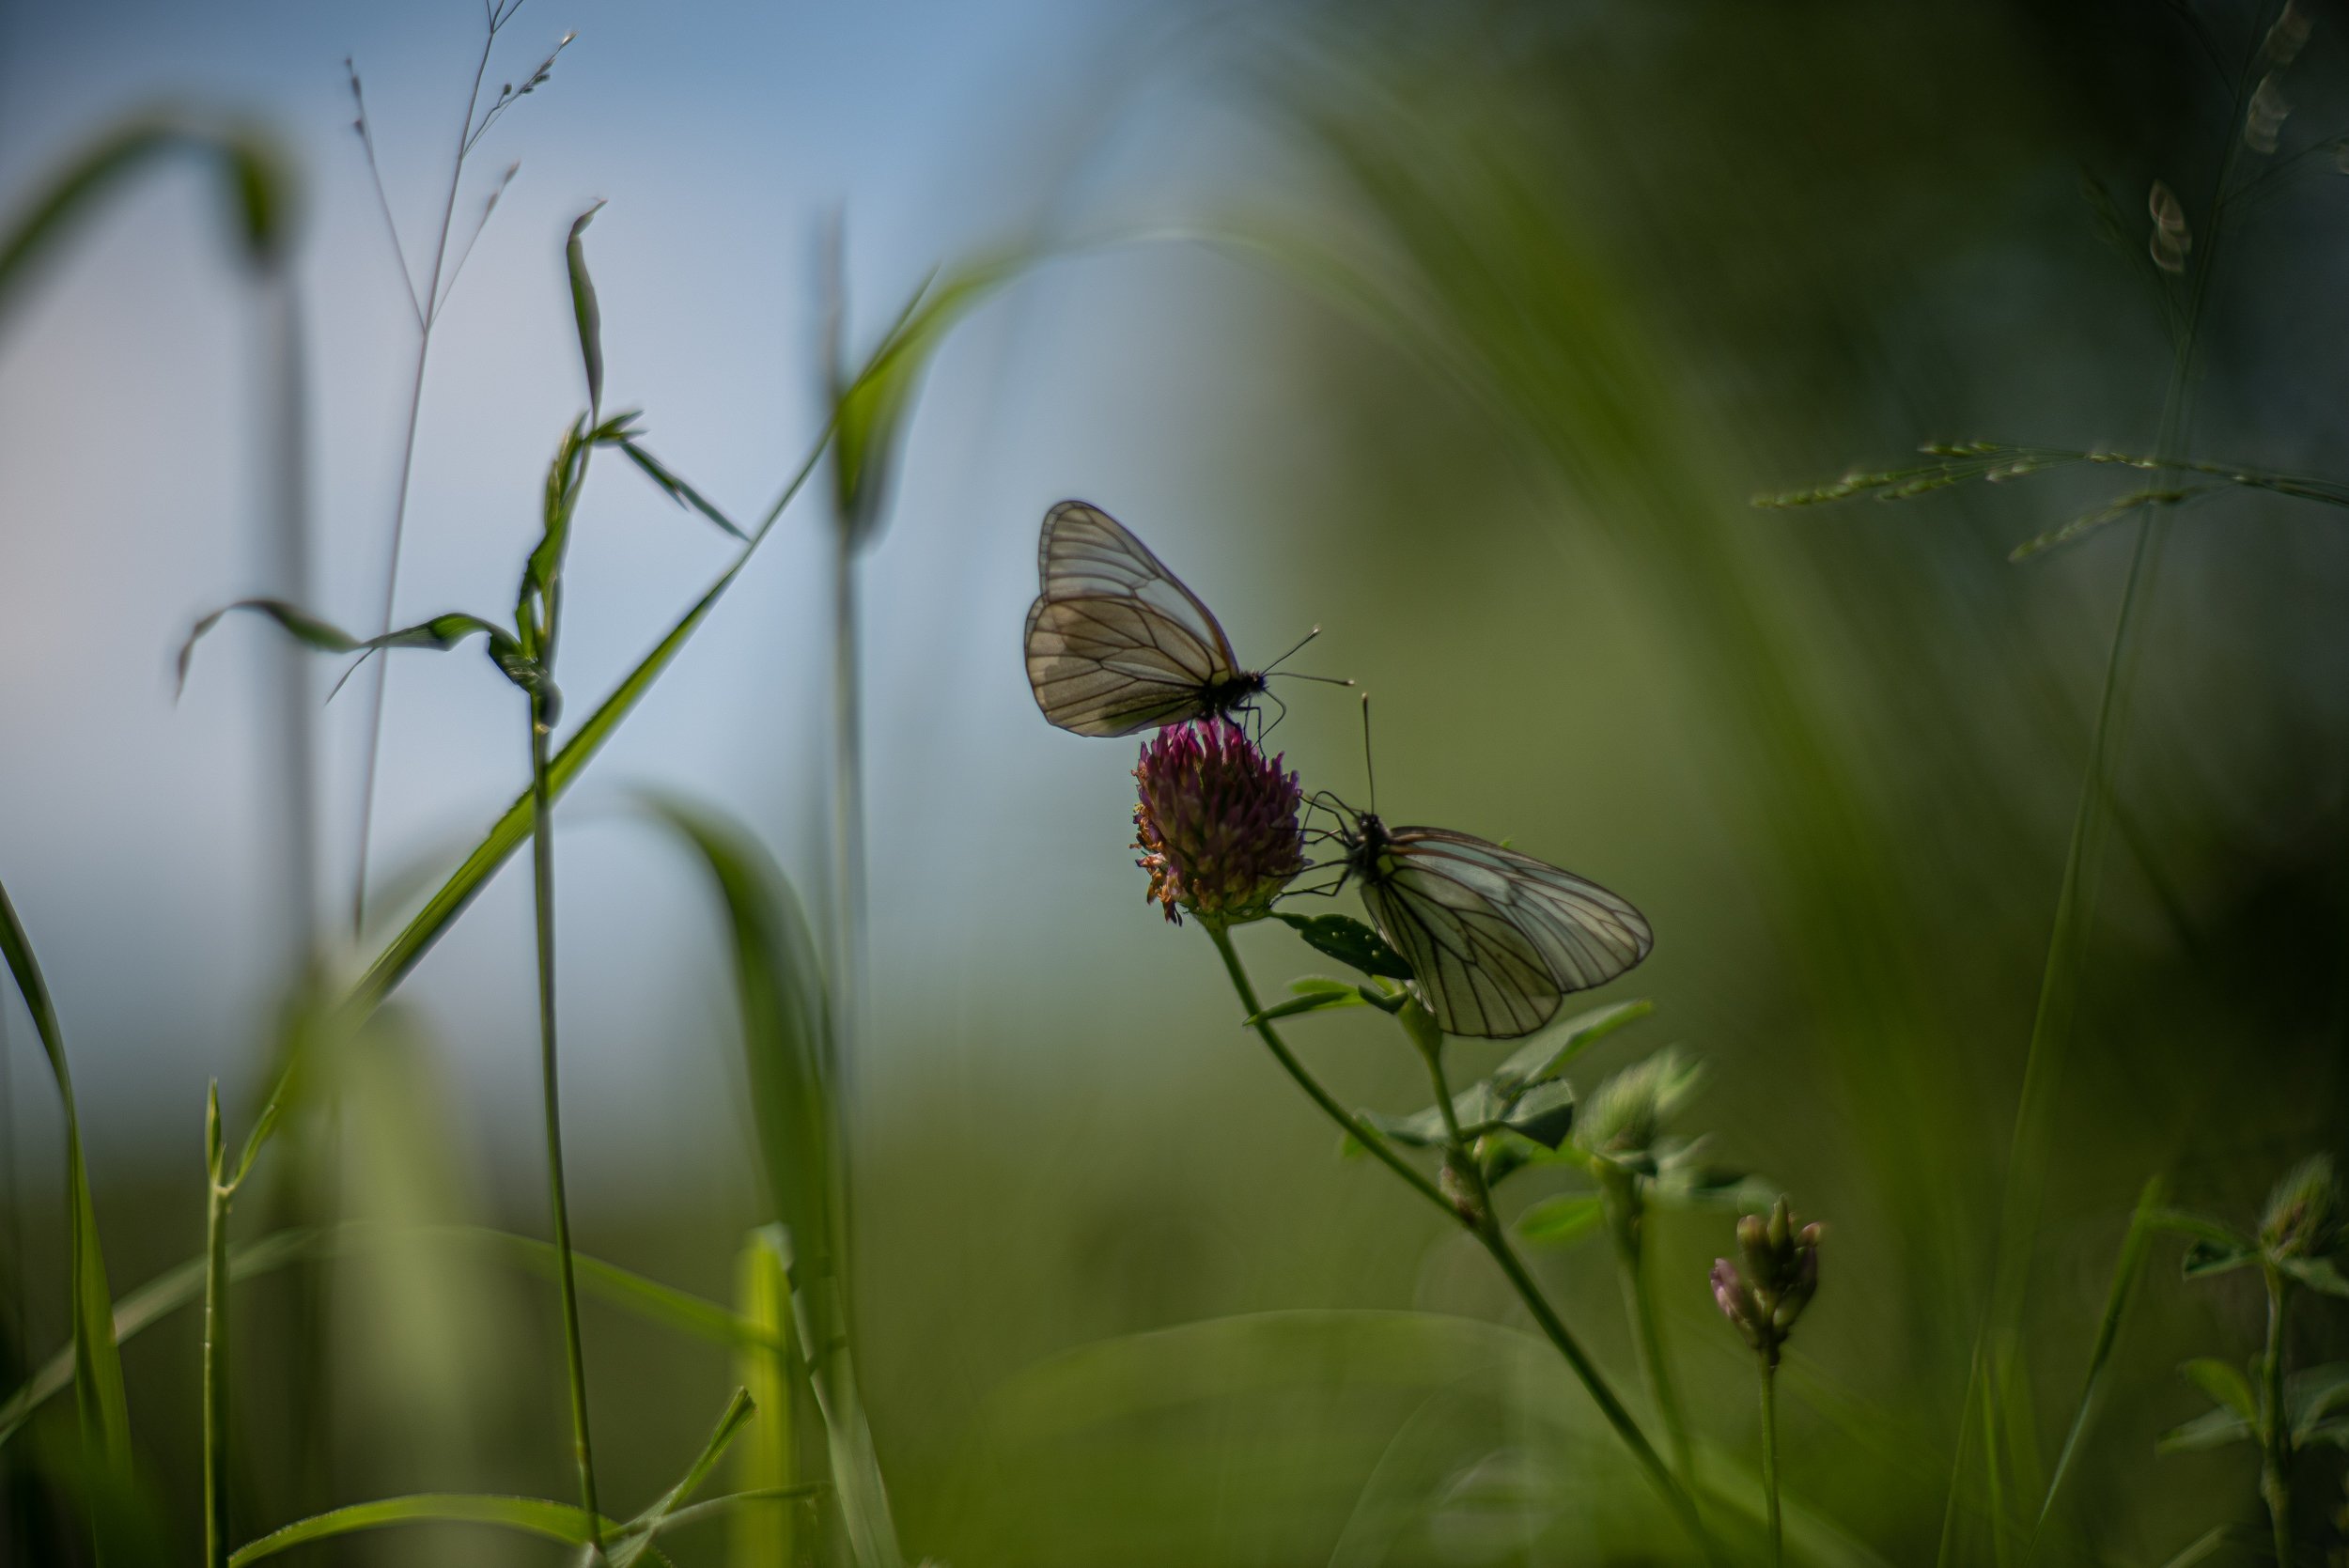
1207, 670, 1270, 718
1335, 804, 1390, 883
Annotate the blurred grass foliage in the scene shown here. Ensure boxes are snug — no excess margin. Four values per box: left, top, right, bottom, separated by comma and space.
8, 0, 2349, 1563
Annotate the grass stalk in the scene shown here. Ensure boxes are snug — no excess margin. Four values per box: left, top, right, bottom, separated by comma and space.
1760, 1353, 1782, 1568
1206, 925, 1712, 1559
530, 698, 601, 1556
1960, 27, 2263, 1553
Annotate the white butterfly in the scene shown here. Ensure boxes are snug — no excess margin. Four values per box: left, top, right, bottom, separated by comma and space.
1336, 809, 1653, 1038
1023, 501, 1270, 737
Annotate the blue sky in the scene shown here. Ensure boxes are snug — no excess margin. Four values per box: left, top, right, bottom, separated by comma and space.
0, 0, 1349, 1167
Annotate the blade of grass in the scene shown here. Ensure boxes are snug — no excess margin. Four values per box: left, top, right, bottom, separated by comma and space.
225, 1494, 647, 1567
0, 876, 130, 1537
633, 798, 905, 1568
2027, 1176, 2166, 1557
0, 116, 285, 318
567, 200, 606, 415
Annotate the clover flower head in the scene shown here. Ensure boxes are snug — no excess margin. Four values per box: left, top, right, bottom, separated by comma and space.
1131, 719, 1305, 928
1712, 1197, 1822, 1365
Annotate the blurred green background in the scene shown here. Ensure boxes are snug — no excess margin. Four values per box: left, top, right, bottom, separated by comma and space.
4, 0, 2348, 1562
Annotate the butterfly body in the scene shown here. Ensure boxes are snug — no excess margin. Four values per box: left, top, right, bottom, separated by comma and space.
1336, 809, 1652, 1039
1024, 501, 1270, 737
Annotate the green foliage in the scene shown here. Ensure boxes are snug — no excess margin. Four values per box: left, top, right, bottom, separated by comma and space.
831, 252, 1034, 548
0, 876, 131, 1552
1271, 911, 1413, 979
1516, 1191, 1607, 1248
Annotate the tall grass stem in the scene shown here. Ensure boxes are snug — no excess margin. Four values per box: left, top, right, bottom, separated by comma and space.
531, 703, 601, 1555
1962, 29, 2260, 1550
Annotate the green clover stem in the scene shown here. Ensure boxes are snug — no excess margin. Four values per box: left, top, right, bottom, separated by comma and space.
1206, 924, 1448, 1216
1602, 1163, 1696, 1493
1415, 1020, 1718, 1564
2260, 1265, 2293, 1568
1761, 1351, 1782, 1568
1205, 924, 1712, 1560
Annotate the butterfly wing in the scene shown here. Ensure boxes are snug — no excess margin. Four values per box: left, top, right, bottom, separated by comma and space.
1360, 827, 1653, 1039
1024, 501, 1246, 737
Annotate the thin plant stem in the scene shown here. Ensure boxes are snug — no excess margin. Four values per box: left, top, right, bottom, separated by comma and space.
531, 701, 601, 1556
1204, 924, 1446, 1215
1206, 921, 1683, 1519
2260, 1267, 2293, 1568
1760, 1353, 1782, 1568
1602, 1166, 1695, 1491
1960, 26, 2263, 1555
350, 12, 507, 938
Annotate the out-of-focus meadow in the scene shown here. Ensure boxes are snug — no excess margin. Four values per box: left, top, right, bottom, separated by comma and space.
5, 0, 2348, 1563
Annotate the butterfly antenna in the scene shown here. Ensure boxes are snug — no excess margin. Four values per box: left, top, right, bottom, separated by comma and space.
1262, 626, 1321, 673
1360, 692, 1377, 816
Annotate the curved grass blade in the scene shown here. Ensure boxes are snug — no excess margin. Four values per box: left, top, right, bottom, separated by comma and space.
226, 1494, 652, 1567
831, 249, 1033, 546
633, 799, 906, 1568
2027, 1178, 2164, 1553
0, 116, 288, 320
0, 876, 130, 1522
176, 600, 510, 696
